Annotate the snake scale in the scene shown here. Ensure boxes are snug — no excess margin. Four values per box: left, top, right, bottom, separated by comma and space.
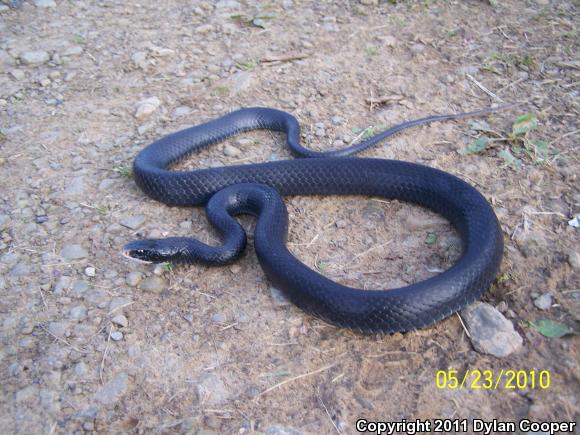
123, 107, 504, 333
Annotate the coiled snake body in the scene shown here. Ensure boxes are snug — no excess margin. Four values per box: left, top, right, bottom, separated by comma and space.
124, 107, 504, 333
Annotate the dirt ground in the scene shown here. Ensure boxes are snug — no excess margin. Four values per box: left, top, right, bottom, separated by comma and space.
1, 0, 578, 433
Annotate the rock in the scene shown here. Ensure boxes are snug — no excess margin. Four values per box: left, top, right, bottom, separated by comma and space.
197, 373, 228, 405
72, 281, 90, 298
63, 46, 83, 56
132, 51, 147, 69
74, 361, 88, 377
125, 271, 142, 287
120, 215, 145, 230
61, 244, 88, 260
229, 264, 241, 274
64, 176, 84, 196
223, 144, 241, 157
359, 0, 378, 4
173, 106, 191, 118
533, 293, 553, 310
84, 266, 96, 277
110, 331, 123, 341
53, 275, 72, 294
83, 288, 109, 306
47, 321, 68, 337
33, 0, 56, 7
93, 372, 129, 405
265, 427, 304, 435
568, 250, 580, 270
461, 302, 523, 357
20, 50, 50, 65
135, 97, 160, 120
9, 262, 29, 276
15, 385, 38, 403
140, 276, 167, 293
211, 312, 226, 323
9, 69, 25, 80
69, 304, 88, 321
109, 296, 132, 314
111, 314, 128, 328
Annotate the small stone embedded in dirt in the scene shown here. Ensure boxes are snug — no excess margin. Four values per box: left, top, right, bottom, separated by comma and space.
134, 97, 160, 120
111, 314, 128, 328
125, 271, 142, 287
270, 287, 291, 307
33, 0, 56, 7
140, 276, 167, 293
61, 244, 88, 260
64, 176, 84, 196
120, 215, 145, 230
71, 280, 89, 297
93, 372, 129, 405
533, 293, 553, 310
173, 106, 191, 118
461, 302, 523, 357
567, 250, 580, 270
84, 266, 96, 277
197, 372, 229, 405
211, 312, 226, 323
20, 50, 50, 65
109, 296, 132, 314
9, 262, 29, 276
223, 144, 241, 157
69, 304, 88, 321
110, 331, 123, 341
47, 321, 69, 337
229, 264, 241, 274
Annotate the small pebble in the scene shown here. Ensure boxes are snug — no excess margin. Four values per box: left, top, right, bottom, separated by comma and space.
20, 50, 50, 65
125, 271, 142, 287
230, 264, 241, 274
135, 97, 160, 120
84, 266, 96, 277
110, 331, 123, 341
35, 215, 48, 224
69, 305, 88, 321
223, 144, 241, 157
568, 250, 580, 270
140, 276, 167, 293
111, 314, 128, 328
120, 215, 145, 230
61, 244, 88, 260
533, 293, 553, 311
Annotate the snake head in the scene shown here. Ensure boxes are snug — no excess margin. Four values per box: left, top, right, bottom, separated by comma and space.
122, 239, 180, 263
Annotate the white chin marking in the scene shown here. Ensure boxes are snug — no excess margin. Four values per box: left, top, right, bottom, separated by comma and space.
122, 251, 152, 264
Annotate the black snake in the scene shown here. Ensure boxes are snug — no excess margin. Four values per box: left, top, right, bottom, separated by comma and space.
123, 107, 504, 333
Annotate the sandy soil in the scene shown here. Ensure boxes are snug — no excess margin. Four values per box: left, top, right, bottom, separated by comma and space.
0, 0, 578, 433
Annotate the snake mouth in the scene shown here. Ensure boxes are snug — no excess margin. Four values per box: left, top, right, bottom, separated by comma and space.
122, 249, 153, 264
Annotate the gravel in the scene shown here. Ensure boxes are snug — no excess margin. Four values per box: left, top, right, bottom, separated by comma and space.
461, 302, 523, 357
60, 244, 88, 260
19, 50, 50, 65
140, 276, 167, 293
125, 271, 143, 287
110, 331, 123, 341
120, 215, 145, 230
568, 250, 580, 270
93, 372, 129, 405
111, 314, 128, 328
533, 293, 553, 310
135, 97, 160, 120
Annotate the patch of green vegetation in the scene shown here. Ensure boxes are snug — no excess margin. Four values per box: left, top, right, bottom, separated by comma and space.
488, 52, 536, 68
458, 113, 555, 170
215, 85, 230, 97
162, 262, 174, 273
113, 164, 133, 178
425, 232, 438, 246
366, 46, 379, 56
529, 319, 573, 338
0, 130, 6, 144
236, 59, 257, 71
73, 35, 85, 45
